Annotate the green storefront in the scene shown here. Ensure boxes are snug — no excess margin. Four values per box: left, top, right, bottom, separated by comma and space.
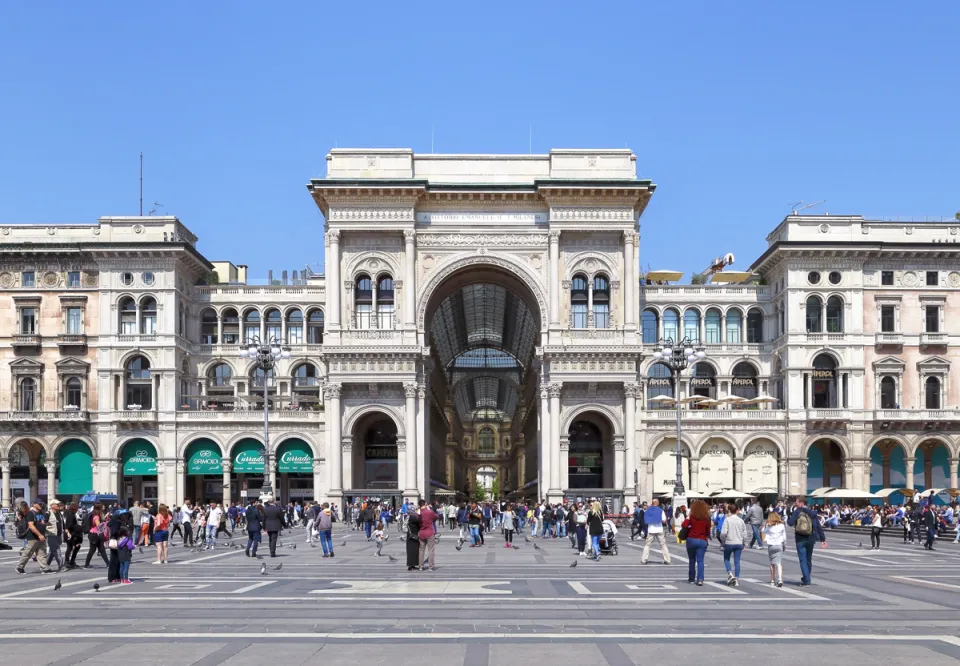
231, 438, 265, 503
120, 438, 158, 504
185, 438, 224, 503
57, 439, 94, 499
277, 438, 314, 503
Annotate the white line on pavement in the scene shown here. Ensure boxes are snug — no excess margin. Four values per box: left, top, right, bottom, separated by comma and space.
0, 576, 101, 598
175, 549, 246, 564
742, 578, 828, 601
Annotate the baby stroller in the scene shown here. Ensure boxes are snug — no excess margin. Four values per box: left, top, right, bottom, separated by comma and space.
598, 519, 619, 556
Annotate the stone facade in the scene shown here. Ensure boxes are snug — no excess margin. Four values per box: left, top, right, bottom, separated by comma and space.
2, 149, 959, 509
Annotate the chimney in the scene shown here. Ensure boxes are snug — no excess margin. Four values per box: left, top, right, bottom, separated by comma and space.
237, 264, 248, 284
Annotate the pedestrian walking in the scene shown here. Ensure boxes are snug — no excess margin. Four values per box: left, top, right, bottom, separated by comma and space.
501, 504, 516, 547
922, 503, 937, 550
761, 511, 786, 587
44, 498, 66, 571
262, 498, 284, 557
720, 503, 747, 587
316, 503, 334, 557
406, 506, 422, 571
15, 502, 52, 575
63, 502, 83, 569
640, 499, 671, 565
681, 500, 711, 586
745, 500, 764, 549
786, 497, 827, 587
83, 504, 110, 569
870, 508, 882, 550
152, 504, 171, 564
587, 501, 604, 561
244, 500, 264, 557
418, 499, 438, 571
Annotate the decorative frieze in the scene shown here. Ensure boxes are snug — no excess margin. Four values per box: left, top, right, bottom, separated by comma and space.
551, 208, 633, 221
417, 233, 548, 247
328, 208, 415, 221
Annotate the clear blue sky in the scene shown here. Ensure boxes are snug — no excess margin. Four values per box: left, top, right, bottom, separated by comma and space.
2, 2, 958, 280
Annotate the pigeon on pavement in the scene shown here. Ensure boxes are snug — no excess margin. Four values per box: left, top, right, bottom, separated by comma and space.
273, 563, 282, 571
455, 542, 463, 552
54, 579, 62, 591
524, 536, 531, 543
260, 563, 267, 575
93, 583, 100, 592
138, 546, 143, 554
570, 560, 578, 568
341, 539, 347, 547
533, 543, 542, 552
387, 554, 397, 562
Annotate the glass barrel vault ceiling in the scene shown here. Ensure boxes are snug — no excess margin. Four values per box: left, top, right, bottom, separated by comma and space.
430, 283, 538, 424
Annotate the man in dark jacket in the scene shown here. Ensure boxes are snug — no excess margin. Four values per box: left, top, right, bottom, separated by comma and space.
63, 503, 83, 569
262, 499, 285, 557
922, 503, 937, 550
244, 500, 264, 557
787, 497, 827, 587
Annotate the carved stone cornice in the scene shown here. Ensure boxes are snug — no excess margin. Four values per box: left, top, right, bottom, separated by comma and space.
552, 208, 633, 222
548, 230, 561, 243
417, 233, 548, 248
328, 208, 415, 222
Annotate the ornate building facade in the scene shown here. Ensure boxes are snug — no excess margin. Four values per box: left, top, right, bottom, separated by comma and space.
2, 148, 959, 509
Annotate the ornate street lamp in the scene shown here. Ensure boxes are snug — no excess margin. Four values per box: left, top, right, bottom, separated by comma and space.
651, 337, 707, 498
239, 336, 291, 501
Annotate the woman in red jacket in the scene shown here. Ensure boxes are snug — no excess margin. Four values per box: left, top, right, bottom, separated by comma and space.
682, 500, 712, 586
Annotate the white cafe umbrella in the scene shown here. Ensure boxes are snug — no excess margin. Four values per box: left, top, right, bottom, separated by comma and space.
718, 395, 747, 403
648, 396, 677, 405
679, 395, 707, 404
823, 489, 877, 500
743, 395, 779, 405
709, 489, 756, 499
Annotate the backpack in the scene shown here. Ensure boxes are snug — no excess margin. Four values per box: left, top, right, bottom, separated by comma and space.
96, 517, 111, 540
795, 510, 813, 536
15, 515, 29, 540
81, 511, 93, 532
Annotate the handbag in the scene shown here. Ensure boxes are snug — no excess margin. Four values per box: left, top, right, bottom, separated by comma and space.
107, 538, 118, 549
677, 525, 690, 542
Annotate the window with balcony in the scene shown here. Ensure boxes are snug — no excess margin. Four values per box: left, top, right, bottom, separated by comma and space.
704, 308, 721, 343
478, 426, 496, 455
646, 362, 674, 404
243, 308, 260, 342
662, 308, 680, 342
22, 271, 35, 288
683, 308, 700, 341
377, 275, 395, 329
879, 376, 897, 409
20, 377, 37, 411
307, 309, 324, 344
200, 308, 218, 344
286, 309, 303, 344
731, 362, 759, 400
20, 307, 37, 335
880, 305, 896, 333
725, 308, 742, 343
641, 309, 658, 344
926, 271, 939, 287
67, 271, 81, 288
925, 376, 941, 409
207, 363, 233, 389
264, 308, 282, 341
881, 271, 894, 286
925, 305, 940, 333
805, 296, 822, 333
65, 377, 82, 409
746, 308, 763, 343
811, 353, 838, 409
119, 297, 137, 334
593, 275, 610, 329
221, 308, 239, 344
66, 307, 83, 334
826, 296, 844, 333
251, 366, 276, 390
292, 363, 320, 388
125, 355, 152, 409
355, 274, 373, 330
690, 362, 716, 399
571, 274, 588, 329
140, 297, 157, 335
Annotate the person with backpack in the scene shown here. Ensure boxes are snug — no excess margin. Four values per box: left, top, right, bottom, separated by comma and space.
15, 501, 53, 575
787, 497, 827, 587
83, 504, 111, 569
44, 498, 66, 571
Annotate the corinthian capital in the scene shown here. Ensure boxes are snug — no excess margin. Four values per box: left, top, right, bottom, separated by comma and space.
548, 382, 563, 398
624, 382, 642, 399
403, 230, 416, 243
404, 382, 418, 399
325, 230, 341, 244
548, 230, 561, 243
323, 383, 342, 400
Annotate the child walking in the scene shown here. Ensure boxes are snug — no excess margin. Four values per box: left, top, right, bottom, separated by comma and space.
117, 528, 136, 585
761, 511, 786, 588
373, 521, 387, 556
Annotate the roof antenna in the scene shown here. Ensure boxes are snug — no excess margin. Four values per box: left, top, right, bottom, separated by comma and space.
791, 200, 825, 215
139, 152, 143, 216
529, 125, 532, 154
431, 124, 435, 153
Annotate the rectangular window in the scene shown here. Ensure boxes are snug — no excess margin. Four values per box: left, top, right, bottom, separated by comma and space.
725, 320, 741, 343
926, 271, 939, 286
356, 304, 372, 330
880, 305, 896, 333
265, 324, 281, 341
571, 303, 588, 329
141, 314, 157, 335
287, 324, 303, 345
925, 305, 940, 333
120, 314, 137, 335
641, 314, 658, 344
594, 304, 610, 329
67, 271, 81, 288
377, 304, 395, 330
881, 271, 894, 286
20, 307, 37, 334
66, 307, 83, 334
22, 271, 35, 288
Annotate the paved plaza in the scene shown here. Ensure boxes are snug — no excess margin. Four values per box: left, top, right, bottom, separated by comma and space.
2, 523, 960, 665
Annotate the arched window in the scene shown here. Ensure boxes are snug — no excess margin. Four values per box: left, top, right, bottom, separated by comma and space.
731, 362, 759, 400
243, 309, 260, 343
478, 427, 496, 455
568, 420, 603, 489
377, 275, 395, 329
292, 363, 320, 388
207, 363, 233, 388
200, 308, 218, 344
286, 309, 303, 344
641, 309, 659, 343
65, 377, 82, 408
647, 362, 674, 404
747, 308, 764, 343
925, 377, 941, 409
20, 377, 36, 411
691, 363, 716, 399
125, 356, 152, 410
593, 275, 610, 329
355, 274, 372, 329
826, 296, 843, 333
140, 297, 157, 335
725, 308, 742, 343
880, 376, 897, 409
251, 366, 276, 391
705, 308, 721, 344
264, 308, 282, 341
119, 297, 137, 335
662, 308, 680, 342
307, 309, 324, 344
806, 296, 822, 333
571, 274, 588, 329
221, 308, 239, 344
812, 353, 837, 409
683, 309, 700, 341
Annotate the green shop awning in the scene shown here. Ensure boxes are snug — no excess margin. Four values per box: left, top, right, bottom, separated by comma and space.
277, 438, 313, 473
121, 439, 158, 476
186, 438, 224, 476
58, 439, 93, 494
232, 438, 265, 474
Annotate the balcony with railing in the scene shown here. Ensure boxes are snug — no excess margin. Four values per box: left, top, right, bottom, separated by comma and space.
874, 409, 960, 422
875, 332, 904, 346
806, 333, 846, 344
644, 409, 786, 421
57, 334, 88, 347
12, 334, 42, 348
562, 328, 627, 343
920, 332, 949, 346
2, 410, 89, 422
805, 409, 852, 422
116, 409, 157, 422
176, 409, 321, 423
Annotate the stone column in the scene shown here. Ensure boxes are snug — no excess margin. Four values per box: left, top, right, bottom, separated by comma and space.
417, 384, 427, 497
175, 461, 185, 506
559, 437, 570, 492
624, 383, 639, 501
325, 383, 342, 501
734, 460, 744, 491
404, 230, 416, 330
614, 437, 626, 491
623, 231, 636, 331
341, 437, 353, 491
404, 383, 418, 498
269, 461, 277, 499
47, 461, 57, 500
222, 460, 231, 507
540, 383, 551, 500
549, 382, 562, 499
217, 313, 223, 346
1, 462, 10, 509
326, 231, 341, 331
690, 459, 700, 494
906, 457, 915, 490
312, 461, 324, 505
548, 231, 560, 327
587, 281, 595, 329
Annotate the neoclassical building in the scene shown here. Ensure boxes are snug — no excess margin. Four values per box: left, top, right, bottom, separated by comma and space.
2, 148, 960, 509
